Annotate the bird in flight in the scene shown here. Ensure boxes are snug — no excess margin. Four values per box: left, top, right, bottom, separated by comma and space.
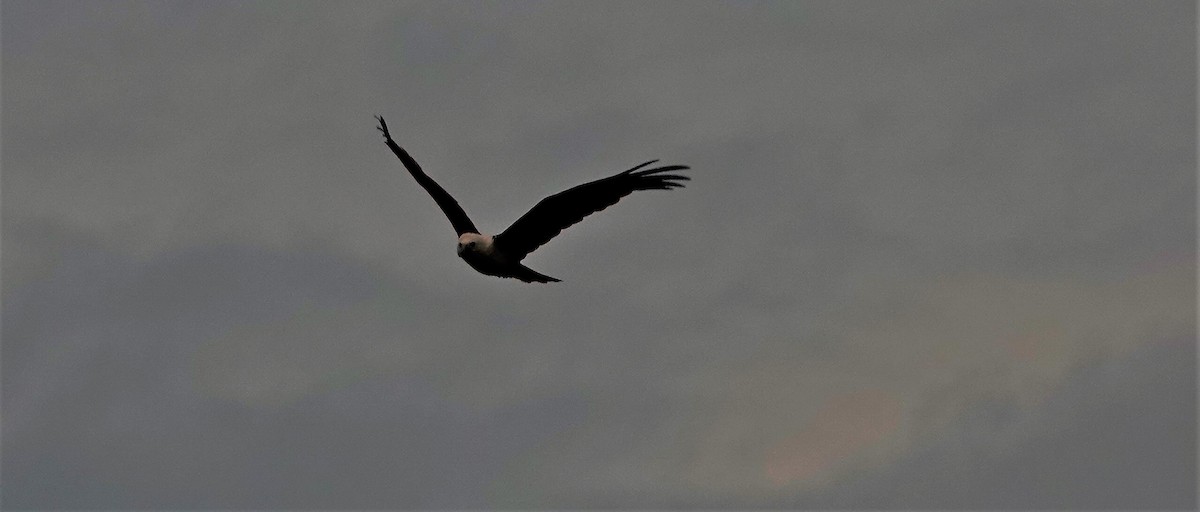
376, 115, 689, 283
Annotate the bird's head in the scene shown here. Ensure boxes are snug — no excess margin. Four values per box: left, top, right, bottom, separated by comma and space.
456, 233, 493, 257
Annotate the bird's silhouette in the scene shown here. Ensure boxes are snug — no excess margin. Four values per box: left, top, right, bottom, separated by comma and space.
376, 115, 689, 283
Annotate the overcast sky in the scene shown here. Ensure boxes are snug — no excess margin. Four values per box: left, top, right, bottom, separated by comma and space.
2, 1, 1195, 509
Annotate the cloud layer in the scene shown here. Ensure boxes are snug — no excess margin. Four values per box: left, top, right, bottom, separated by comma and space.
3, 1, 1195, 508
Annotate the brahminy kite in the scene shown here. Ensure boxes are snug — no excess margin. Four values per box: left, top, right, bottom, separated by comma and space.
376, 115, 689, 283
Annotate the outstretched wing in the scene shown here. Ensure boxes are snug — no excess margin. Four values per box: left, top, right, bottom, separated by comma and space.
494, 160, 689, 261
376, 116, 479, 236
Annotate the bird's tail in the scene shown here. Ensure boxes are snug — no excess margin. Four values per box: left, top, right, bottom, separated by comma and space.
513, 264, 561, 283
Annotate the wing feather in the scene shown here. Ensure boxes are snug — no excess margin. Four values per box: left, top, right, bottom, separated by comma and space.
494, 160, 690, 261
376, 116, 479, 236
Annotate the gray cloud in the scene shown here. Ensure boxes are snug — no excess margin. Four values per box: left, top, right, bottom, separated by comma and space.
2, 235, 588, 509
789, 336, 1197, 510
3, 0, 1194, 508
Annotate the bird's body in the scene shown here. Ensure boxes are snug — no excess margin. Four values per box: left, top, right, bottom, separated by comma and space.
455, 233, 559, 283
376, 116, 688, 283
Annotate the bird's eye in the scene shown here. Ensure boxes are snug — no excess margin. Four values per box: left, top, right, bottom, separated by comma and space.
468, 242, 475, 248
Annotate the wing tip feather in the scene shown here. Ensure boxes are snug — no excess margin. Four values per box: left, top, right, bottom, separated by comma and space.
623, 159, 661, 174
629, 162, 691, 191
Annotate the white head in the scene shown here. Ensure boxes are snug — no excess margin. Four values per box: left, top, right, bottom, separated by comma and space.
456, 233, 493, 257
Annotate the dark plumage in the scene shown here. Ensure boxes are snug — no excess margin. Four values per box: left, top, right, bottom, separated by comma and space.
376, 115, 689, 283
